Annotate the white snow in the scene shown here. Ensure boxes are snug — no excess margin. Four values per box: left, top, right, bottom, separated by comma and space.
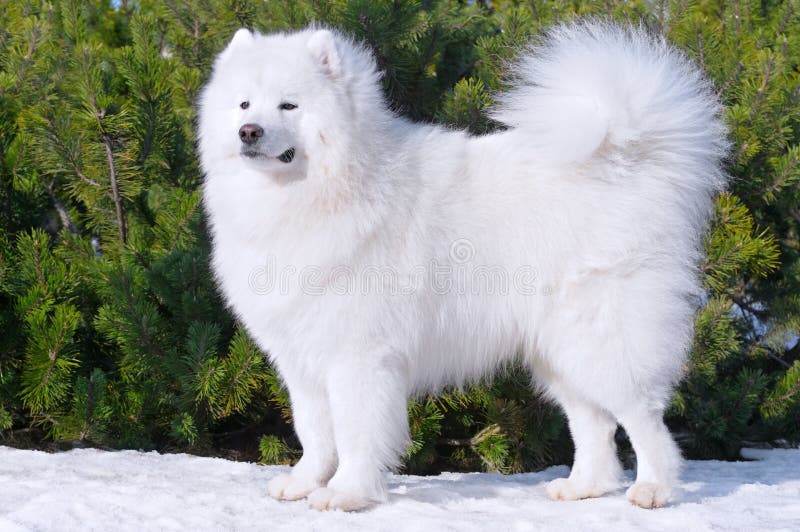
1, 446, 798, 531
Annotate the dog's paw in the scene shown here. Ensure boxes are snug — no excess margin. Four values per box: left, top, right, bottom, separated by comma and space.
626, 481, 671, 509
546, 477, 615, 501
307, 486, 373, 512
268, 473, 320, 501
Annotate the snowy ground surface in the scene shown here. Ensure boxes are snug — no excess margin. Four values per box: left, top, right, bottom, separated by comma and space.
1, 446, 798, 531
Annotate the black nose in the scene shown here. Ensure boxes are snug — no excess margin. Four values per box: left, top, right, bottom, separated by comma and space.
239, 123, 264, 145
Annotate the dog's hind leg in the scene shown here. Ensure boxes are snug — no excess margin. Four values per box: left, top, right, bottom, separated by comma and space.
538, 373, 624, 501
614, 405, 682, 509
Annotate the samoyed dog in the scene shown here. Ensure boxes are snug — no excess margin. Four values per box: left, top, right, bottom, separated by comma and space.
198, 22, 727, 511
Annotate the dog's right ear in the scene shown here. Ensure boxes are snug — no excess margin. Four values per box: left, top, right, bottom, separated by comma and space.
217, 28, 254, 63
230, 28, 254, 47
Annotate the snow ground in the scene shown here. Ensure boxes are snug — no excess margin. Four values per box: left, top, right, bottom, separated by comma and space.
0, 446, 798, 531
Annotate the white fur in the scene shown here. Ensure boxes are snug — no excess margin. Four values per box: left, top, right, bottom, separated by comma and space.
198, 22, 728, 511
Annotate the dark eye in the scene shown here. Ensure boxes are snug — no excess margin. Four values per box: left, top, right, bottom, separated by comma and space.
240, 101, 249, 109
279, 102, 297, 111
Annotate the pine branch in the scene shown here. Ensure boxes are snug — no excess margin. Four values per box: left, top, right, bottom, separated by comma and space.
101, 132, 127, 245
765, 153, 799, 199
74, 42, 129, 246
717, 61, 745, 98
665, 0, 690, 36
35, 113, 102, 188
78, 371, 98, 441
357, 13, 388, 73
46, 180, 79, 234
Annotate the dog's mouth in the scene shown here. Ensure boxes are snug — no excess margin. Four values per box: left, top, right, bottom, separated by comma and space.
241, 148, 295, 164
277, 148, 295, 163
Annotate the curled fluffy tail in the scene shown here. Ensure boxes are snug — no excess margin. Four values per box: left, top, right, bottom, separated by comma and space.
491, 21, 729, 195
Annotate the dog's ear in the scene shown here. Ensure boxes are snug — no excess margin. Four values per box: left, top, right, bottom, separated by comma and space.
217, 28, 253, 63
307, 29, 341, 77
229, 28, 254, 48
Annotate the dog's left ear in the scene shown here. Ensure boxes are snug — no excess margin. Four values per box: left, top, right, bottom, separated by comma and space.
307, 29, 342, 77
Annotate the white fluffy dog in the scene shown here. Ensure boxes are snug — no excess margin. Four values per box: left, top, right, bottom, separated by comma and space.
198, 21, 728, 511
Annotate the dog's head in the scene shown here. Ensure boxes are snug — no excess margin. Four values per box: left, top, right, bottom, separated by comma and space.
198, 27, 381, 184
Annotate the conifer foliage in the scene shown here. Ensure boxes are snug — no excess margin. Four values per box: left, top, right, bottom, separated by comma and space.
0, 1, 798, 470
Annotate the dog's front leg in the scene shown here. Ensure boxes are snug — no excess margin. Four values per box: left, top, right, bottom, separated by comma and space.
268, 371, 338, 501
307, 348, 410, 511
